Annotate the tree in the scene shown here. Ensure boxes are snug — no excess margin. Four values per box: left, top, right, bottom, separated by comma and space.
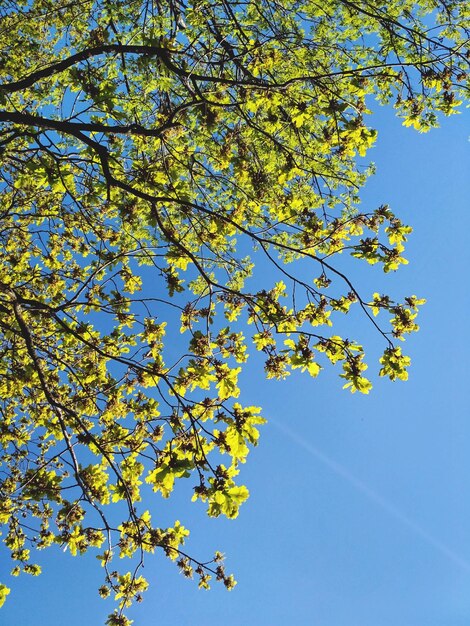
0, 0, 468, 621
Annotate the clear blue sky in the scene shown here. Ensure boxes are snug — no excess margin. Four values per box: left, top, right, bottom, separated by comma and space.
1, 108, 469, 626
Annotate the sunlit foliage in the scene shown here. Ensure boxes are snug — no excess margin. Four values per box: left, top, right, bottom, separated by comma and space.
0, 0, 468, 620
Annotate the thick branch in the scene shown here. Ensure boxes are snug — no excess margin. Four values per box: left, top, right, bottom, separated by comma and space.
0, 110, 177, 138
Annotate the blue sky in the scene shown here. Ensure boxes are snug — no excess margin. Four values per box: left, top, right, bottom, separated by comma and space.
1, 107, 469, 626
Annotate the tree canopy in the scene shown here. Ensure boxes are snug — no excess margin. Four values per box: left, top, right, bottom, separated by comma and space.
0, 0, 468, 622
